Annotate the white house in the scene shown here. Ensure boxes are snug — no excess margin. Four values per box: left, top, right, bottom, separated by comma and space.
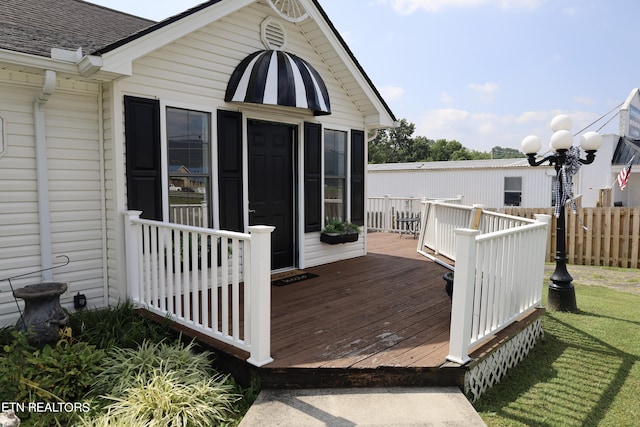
0, 0, 396, 325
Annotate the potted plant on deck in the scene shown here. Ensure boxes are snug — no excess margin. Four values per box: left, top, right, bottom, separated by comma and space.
443, 270, 454, 300
320, 218, 361, 244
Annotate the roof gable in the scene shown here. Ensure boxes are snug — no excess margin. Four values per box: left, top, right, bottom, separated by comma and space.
0, 0, 395, 126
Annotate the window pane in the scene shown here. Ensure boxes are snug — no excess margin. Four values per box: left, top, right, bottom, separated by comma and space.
324, 130, 346, 176
504, 177, 522, 191
167, 107, 211, 227
324, 178, 345, 220
504, 192, 521, 206
324, 129, 347, 221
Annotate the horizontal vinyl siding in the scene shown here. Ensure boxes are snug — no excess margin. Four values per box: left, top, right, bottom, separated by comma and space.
0, 71, 105, 325
0, 76, 42, 326
46, 85, 105, 313
303, 233, 365, 268
112, 3, 368, 278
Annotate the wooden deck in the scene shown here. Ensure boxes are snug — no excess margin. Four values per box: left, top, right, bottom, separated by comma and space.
270, 232, 451, 369
158, 232, 542, 389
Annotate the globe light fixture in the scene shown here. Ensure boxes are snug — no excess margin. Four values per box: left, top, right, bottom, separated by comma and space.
520, 114, 602, 312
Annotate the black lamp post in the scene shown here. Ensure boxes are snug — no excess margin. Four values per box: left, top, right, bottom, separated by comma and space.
521, 114, 602, 312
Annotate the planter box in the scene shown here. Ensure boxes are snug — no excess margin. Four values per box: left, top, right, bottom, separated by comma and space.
320, 232, 359, 245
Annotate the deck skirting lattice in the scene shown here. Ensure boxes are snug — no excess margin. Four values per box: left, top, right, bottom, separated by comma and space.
464, 318, 544, 402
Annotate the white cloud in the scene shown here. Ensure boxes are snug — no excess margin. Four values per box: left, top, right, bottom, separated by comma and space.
516, 110, 549, 124
379, 85, 405, 100
415, 108, 477, 139
440, 92, 454, 105
574, 96, 596, 106
388, 0, 544, 14
412, 108, 590, 152
468, 82, 499, 102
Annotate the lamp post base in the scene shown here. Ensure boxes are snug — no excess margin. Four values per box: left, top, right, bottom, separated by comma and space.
547, 284, 578, 313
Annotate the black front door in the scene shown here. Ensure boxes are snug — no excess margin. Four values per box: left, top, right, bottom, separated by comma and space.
248, 120, 296, 270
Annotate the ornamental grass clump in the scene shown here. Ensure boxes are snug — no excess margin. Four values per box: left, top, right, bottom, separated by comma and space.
83, 370, 237, 427
91, 339, 213, 396
81, 338, 240, 426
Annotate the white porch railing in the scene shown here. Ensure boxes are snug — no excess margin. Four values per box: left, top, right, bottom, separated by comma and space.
416, 202, 550, 364
417, 202, 534, 263
170, 202, 208, 227
123, 211, 274, 367
367, 195, 463, 233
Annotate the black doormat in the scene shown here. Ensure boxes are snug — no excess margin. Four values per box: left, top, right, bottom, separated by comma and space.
272, 272, 318, 287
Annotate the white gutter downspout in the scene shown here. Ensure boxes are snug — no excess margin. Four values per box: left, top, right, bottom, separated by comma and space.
34, 70, 57, 281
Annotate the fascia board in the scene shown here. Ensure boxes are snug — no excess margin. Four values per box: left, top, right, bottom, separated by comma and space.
365, 113, 395, 129
302, 0, 395, 127
100, 0, 255, 75
0, 49, 126, 82
0, 49, 78, 75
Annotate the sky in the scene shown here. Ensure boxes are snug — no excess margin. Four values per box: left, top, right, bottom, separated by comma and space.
86, 0, 640, 153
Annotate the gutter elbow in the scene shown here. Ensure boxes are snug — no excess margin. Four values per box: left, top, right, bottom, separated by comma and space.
78, 55, 103, 77
37, 70, 57, 104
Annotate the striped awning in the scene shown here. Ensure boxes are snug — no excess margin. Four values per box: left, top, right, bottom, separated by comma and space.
225, 50, 331, 116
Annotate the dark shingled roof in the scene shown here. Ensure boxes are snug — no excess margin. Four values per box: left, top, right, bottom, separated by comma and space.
0, 0, 155, 57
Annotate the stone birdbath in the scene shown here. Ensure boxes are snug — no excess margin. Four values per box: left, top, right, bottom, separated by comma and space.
13, 282, 69, 346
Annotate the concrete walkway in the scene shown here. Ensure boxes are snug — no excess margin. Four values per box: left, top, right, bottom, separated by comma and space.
239, 387, 487, 427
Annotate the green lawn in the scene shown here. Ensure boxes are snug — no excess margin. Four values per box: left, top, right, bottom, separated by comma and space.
475, 281, 640, 426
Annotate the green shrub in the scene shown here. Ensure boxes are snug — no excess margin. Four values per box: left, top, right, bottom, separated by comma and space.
0, 330, 34, 401
68, 300, 172, 349
0, 331, 104, 427
0, 331, 104, 403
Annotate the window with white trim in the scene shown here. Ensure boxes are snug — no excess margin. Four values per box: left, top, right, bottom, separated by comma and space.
324, 129, 347, 220
504, 176, 522, 206
166, 107, 211, 227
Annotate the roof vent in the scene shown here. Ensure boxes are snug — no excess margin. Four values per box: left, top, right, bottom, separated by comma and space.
261, 17, 286, 50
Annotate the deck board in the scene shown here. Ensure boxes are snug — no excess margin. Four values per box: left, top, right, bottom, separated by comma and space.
267, 232, 452, 370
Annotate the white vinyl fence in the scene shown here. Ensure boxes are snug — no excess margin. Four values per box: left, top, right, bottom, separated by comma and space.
123, 211, 274, 367
417, 201, 550, 364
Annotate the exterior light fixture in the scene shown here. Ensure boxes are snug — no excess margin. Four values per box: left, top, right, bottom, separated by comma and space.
521, 114, 602, 312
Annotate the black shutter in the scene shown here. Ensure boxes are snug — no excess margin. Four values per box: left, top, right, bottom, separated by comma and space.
351, 129, 365, 226
124, 96, 162, 221
304, 122, 322, 232
217, 110, 244, 232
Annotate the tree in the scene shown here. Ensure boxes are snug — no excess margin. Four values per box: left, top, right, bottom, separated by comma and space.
369, 119, 421, 163
367, 118, 520, 163
490, 146, 525, 159
430, 139, 463, 161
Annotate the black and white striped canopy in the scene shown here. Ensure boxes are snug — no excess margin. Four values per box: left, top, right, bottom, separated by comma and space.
225, 50, 331, 116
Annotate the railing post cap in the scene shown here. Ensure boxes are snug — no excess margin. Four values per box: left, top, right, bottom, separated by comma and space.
454, 228, 481, 236
124, 210, 143, 218
534, 213, 552, 223
248, 225, 276, 234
